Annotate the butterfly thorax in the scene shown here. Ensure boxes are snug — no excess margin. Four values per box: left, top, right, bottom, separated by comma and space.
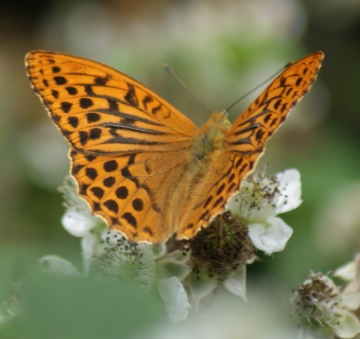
192, 111, 231, 162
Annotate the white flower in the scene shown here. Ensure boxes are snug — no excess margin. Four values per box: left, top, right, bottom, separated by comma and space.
100, 232, 192, 321
222, 265, 247, 301
228, 169, 301, 255
293, 272, 360, 338
59, 176, 107, 273
62, 209, 104, 274
188, 271, 218, 312
334, 250, 360, 312
334, 259, 358, 281
38, 255, 79, 275
60, 177, 100, 238
58, 177, 193, 321
62, 210, 104, 275
157, 277, 191, 323
248, 218, 293, 254
188, 264, 249, 311
62, 210, 98, 237
55, 171, 301, 322
273, 169, 302, 214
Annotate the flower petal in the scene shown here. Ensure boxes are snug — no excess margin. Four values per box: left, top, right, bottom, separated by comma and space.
81, 233, 97, 275
223, 265, 247, 301
248, 217, 293, 255
189, 271, 217, 312
62, 210, 98, 237
228, 169, 302, 224
158, 259, 192, 281
135, 244, 157, 289
343, 254, 360, 296
228, 187, 276, 223
157, 277, 191, 323
38, 255, 79, 275
334, 310, 360, 338
334, 260, 357, 281
274, 169, 302, 214
341, 292, 360, 311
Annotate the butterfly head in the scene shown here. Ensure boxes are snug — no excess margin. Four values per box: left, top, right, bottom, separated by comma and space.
210, 111, 231, 130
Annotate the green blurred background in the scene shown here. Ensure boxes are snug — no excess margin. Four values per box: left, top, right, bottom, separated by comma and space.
1, 0, 360, 336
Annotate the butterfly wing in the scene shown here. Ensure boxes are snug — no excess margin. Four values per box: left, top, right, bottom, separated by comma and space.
70, 148, 190, 243
225, 51, 324, 154
177, 51, 324, 239
25, 51, 198, 154
26, 50, 198, 243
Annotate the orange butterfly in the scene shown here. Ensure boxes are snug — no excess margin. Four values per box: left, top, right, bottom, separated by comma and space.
25, 51, 324, 243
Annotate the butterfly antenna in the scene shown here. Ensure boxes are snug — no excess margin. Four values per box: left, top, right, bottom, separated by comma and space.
164, 64, 212, 114
225, 61, 293, 113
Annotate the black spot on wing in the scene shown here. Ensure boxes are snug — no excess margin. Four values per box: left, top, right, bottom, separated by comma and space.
80, 98, 93, 109
116, 186, 128, 199
91, 186, 104, 199
122, 212, 137, 228
204, 196, 213, 209
52, 66, 60, 73
103, 176, 115, 188
95, 76, 109, 85
60, 102, 72, 113
132, 198, 144, 211
124, 83, 138, 107
54, 76, 67, 85
85, 167, 98, 180
66, 87, 77, 95
87, 112, 100, 123
51, 90, 59, 99
68, 116, 79, 128
216, 183, 226, 195
142, 226, 153, 236
89, 128, 101, 140
104, 160, 118, 172
104, 199, 119, 213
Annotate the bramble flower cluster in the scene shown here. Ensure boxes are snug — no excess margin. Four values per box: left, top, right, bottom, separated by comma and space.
46, 169, 301, 322
0, 169, 303, 324
228, 169, 301, 255
293, 250, 360, 338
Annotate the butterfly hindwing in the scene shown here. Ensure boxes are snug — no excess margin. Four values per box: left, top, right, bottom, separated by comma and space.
70, 147, 191, 243
177, 151, 253, 239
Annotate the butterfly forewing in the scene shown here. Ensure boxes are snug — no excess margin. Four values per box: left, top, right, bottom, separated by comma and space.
224, 52, 324, 154
25, 51, 198, 155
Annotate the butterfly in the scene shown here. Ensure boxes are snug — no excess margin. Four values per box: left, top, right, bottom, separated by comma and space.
25, 50, 324, 243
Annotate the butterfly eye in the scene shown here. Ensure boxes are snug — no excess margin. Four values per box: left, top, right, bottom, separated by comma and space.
223, 119, 231, 128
